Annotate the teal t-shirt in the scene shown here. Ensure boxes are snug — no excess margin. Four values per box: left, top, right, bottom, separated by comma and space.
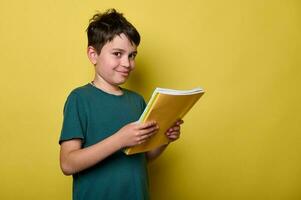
59, 83, 149, 200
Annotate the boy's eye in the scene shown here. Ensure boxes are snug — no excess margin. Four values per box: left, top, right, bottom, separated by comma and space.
129, 53, 137, 60
113, 52, 122, 57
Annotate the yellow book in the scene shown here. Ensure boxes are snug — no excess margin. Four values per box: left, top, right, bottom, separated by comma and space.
124, 87, 205, 155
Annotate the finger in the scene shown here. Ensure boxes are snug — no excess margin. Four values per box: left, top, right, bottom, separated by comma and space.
138, 138, 148, 144
167, 126, 180, 133
168, 133, 180, 139
167, 130, 180, 136
139, 129, 157, 141
172, 126, 180, 131
138, 121, 157, 129
139, 125, 159, 136
138, 129, 158, 144
176, 119, 184, 125
138, 140, 145, 144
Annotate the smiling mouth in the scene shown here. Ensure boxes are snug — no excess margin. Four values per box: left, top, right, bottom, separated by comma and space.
117, 71, 130, 76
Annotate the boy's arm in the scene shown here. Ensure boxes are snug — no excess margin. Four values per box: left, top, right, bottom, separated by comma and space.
145, 143, 169, 161
60, 121, 158, 175
146, 119, 184, 161
60, 134, 122, 176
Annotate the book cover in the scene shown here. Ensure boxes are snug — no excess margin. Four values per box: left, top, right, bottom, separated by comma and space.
124, 87, 205, 155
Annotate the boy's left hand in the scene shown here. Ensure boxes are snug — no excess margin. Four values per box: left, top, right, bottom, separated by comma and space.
166, 119, 184, 143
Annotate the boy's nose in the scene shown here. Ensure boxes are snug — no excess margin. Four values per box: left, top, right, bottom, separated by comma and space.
121, 57, 131, 68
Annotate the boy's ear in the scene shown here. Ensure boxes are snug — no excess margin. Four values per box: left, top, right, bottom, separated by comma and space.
87, 46, 98, 65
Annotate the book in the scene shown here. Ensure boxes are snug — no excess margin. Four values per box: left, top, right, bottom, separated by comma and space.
124, 87, 205, 155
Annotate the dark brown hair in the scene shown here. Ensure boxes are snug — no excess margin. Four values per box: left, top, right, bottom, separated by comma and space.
86, 9, 140, 54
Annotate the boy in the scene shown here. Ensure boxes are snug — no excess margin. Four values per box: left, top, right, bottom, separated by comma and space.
59, 9, 183, 200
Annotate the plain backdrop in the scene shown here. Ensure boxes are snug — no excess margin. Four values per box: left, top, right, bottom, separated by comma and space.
0, 0, 300, 199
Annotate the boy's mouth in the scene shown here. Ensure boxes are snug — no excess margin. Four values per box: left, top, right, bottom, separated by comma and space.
116, 70, 130, 76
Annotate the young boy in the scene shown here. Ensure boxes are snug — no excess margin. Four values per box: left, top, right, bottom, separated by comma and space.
59, 9, 183, 200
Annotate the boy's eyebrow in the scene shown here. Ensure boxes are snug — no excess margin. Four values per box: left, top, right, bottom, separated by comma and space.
112, 48, 137, 54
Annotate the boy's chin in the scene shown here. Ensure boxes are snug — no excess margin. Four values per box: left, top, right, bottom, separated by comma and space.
116, 75, 130, 84
115, 78, 128, 85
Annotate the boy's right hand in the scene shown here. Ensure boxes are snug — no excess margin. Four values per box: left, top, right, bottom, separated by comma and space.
116, 121, 159, 148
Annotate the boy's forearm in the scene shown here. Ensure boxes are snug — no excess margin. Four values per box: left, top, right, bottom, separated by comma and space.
62, 134, 123, 175
146, 143, 169, 161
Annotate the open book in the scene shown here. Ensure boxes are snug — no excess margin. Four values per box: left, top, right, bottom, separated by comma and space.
124, 87, 205, 155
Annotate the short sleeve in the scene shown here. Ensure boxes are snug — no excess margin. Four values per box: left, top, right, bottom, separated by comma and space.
59, 92, 86, 144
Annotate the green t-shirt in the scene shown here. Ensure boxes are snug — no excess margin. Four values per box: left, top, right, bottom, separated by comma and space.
59, 83, 149, 200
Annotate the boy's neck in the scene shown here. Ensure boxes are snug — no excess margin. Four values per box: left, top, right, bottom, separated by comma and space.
92, 77, 123, 96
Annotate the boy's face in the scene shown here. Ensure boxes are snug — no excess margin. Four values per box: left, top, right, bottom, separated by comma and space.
89, 33, 137, 86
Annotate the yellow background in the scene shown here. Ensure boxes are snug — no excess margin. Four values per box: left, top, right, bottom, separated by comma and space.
0, 0, 300, 199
